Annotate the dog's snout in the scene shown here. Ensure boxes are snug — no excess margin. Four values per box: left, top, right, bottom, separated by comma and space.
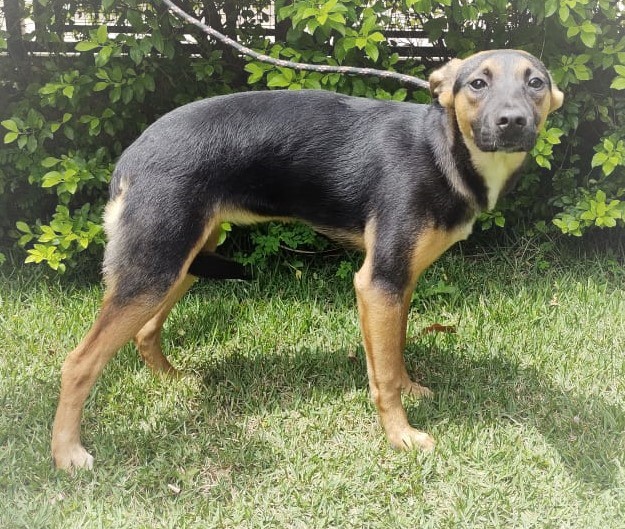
496, 112, 528, 131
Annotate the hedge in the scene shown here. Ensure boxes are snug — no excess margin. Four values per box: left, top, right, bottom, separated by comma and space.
1, 0, 623, 271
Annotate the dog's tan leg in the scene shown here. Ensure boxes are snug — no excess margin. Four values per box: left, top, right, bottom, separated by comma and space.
355, 260, 436, 451
356, 223, 469, 451
51, 238, 217, 471
397, 294, 434, 399
51, 295, 157, 470
133, 275, 196, 375
133, 225, 221, 375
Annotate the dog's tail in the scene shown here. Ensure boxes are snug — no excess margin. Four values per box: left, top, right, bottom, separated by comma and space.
188, 252, 251, 280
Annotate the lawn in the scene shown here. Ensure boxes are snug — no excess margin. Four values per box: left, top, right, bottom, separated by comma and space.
1, 240, 624, 528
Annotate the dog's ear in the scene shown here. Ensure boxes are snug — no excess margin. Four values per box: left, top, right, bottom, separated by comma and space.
549, 75, 564, 113
429, 58, 463, 108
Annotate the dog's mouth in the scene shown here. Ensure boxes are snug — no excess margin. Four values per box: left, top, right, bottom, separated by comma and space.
472, 127, 538, 153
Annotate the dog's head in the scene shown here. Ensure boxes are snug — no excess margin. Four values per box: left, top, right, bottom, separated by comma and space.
429, 50, 563, 153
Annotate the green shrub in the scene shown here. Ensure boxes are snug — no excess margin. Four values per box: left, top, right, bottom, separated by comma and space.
1, 0, 623, 272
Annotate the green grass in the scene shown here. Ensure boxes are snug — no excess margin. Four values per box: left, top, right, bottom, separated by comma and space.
1, 242, 624, 528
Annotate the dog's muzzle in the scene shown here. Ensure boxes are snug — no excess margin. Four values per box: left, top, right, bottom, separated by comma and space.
473, 109, 538, 153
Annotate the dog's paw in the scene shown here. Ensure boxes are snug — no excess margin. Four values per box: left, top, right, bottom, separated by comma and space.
53, 443, 94, 471
388, 427, 436, 452
402, 380, 434, 399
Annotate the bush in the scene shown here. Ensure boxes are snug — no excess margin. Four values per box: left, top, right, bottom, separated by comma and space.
1, 0, 623, 271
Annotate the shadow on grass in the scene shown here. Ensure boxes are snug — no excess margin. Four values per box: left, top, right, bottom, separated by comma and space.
183, 344, 623, 489
97, 316, 623, 492
87, 263, 623, 490
408, 344, 624, 488
3, 255, 621, 490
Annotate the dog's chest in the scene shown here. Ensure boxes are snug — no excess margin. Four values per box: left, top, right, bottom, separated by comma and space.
470, 151, 526, 210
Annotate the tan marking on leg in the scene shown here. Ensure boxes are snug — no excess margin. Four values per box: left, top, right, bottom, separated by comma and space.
355, 222, 473, 450
133, 221, 222, 376
133, 275, 196, 375
52, 219, 222, 470
399, 223, 472, 396
51, 294, 158, 470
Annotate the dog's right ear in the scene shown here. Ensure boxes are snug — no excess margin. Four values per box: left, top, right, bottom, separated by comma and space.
429, 58, 463, 109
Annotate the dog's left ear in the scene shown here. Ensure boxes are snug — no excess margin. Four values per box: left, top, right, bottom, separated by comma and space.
429, 58, 463, 108
549, 74, 564, 113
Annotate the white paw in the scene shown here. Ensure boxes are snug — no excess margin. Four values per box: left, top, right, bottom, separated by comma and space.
53, 444, 94, 471
388, 427, 436, 452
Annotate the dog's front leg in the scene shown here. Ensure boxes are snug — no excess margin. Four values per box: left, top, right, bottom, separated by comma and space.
354, 268, 435, 451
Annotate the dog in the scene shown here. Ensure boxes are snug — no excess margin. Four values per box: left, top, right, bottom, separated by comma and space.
51, 49, 563, 470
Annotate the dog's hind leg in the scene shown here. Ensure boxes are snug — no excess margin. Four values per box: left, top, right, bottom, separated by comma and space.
133, 226, 222, 375
133, 275, 196, 375
51, 259, 210, 470
51, 291, 162, 470
52, 200, 218, 469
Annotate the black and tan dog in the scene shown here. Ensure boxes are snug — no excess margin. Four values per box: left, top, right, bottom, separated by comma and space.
52, 50, 563, 470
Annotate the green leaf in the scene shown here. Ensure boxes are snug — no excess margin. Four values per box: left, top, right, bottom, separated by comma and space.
278, 67, 294, 81
96, 25, 108, 45
129, 45, 143, 65
545, 0, 558, 17
591, 152, 607, 167
4, 132, 18, 144
39, 83, 59, 95
143, 74, 155, 92
304, 76, 322, 90
151, 31, 165, 54
16, 221, 31, 233
267, 73, 291, 88
244, 63, 263, 75
246, 63, 265, 84
26, 135, 37, 153
122, 86, 133, 104
42, 171, 62, 187
110, 86, 122, 103
75, 41, 99, 52
610, 77, 625, 90
580, 31, 596, 48
42, 157, 61, 168
328, 12, 345, 25
2, 119, 19, 133
93, 81, 109, 91
127, 10, 145, 30
95, 46, 113, 67
392, 88, 407, 101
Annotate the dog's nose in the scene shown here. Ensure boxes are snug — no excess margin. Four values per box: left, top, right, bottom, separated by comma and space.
496, 112, 528, 131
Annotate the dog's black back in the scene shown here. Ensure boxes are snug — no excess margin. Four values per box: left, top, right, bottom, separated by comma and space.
107, 90, 484, 298
115, 91, 490, 225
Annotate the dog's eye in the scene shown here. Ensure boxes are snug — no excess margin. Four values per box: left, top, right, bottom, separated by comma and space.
528, 77, 545, 89
469, 79, 488, 90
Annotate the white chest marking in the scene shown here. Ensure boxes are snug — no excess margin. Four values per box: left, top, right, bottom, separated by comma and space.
466, 142, 526, 210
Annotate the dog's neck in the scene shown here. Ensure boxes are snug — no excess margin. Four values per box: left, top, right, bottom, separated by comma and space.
446, 108, 527, 211
464, 140, 527, 210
